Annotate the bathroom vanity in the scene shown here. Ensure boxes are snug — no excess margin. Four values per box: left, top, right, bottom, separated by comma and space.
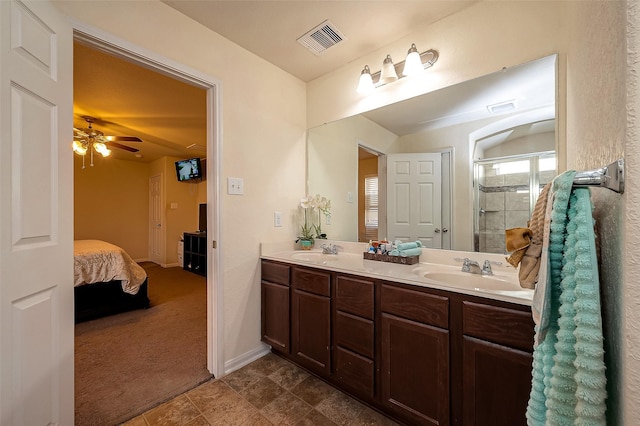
261, 242, 535, 426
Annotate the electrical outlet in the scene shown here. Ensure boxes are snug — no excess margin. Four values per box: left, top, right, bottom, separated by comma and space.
274, 211, 282, 227
347, 191, 354, 203
326, 214, 332, 225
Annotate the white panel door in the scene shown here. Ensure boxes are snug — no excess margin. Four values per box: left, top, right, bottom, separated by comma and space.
387, 153, 442, 248
149, 173, 163, 264
0, 1, 74, 425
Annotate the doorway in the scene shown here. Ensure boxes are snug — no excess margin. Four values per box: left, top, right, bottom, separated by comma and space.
72, 24, 223, 375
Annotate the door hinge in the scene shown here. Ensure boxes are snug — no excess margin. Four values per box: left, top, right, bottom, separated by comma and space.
212, 240, 217, 249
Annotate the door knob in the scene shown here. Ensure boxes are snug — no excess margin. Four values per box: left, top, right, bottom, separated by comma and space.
434, 228, 441, 233
442, 228, 449, 233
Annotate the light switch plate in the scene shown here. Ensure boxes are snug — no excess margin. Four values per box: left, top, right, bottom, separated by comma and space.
227, 177, 244, 195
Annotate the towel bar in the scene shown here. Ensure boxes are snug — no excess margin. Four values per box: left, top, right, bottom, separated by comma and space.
572, 159, 624, 194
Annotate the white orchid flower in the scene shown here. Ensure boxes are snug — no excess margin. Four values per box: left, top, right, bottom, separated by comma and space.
300, 196, 313, 209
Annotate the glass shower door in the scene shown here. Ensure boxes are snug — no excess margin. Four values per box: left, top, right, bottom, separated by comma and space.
474, 152, 556, 253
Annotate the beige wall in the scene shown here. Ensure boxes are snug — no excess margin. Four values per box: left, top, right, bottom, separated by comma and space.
564, 2, 627, 424
625, 2, 640, 423
73, 155, 150, 260
55, 0, 307, 366
308, 0, 631, 422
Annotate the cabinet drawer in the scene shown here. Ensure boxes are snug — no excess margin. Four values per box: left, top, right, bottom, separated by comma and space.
261, 261, 290, 286
336, 275, 374, 319
335, 311, 374, 358
381, 283, 449, 328
334, 346, 374, 399
462, 301, 534, 352
292, 267, 330, 296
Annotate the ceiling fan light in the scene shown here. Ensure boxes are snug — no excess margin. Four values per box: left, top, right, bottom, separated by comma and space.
402, 43, 423, 77
93, 142, 111, 157
72, 140, 87, 155
357, 65, 375, 94
380, 55, 398, 84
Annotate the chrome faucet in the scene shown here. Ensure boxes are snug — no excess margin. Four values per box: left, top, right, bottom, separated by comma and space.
321, 243, 338, 255
457, 257, 482, 274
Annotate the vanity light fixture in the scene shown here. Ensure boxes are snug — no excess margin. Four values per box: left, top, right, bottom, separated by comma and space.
357, 44, 439, 93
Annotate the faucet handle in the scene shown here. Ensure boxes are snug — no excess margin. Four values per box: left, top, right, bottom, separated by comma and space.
454, 257, 471, 272
482, 259, 501, 275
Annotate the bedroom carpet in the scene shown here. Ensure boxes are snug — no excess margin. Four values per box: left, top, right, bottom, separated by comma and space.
75, 262, 212, 426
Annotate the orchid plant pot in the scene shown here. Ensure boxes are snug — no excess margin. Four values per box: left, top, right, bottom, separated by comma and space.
299, 239, 314, 250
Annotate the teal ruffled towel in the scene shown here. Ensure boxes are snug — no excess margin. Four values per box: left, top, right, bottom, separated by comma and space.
526, 171, 607, 425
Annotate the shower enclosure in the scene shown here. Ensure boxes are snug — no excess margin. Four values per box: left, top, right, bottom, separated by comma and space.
474, 151, 556, 253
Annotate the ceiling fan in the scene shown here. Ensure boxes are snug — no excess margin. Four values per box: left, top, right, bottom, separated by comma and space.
73, 116, 142, 169
74, 115, 142, 152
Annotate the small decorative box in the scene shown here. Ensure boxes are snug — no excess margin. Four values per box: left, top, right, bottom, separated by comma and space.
363, 252, 420, 265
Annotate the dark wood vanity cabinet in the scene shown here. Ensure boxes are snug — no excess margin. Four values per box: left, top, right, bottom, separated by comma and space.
291, 267, 332, 375
333, 275, 376, 401
261, 261, 290, 352
461, 301, 535, 426
260, 259, 535, 426
380, 283, 450, 426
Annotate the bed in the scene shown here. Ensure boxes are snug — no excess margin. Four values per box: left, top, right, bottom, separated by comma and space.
74, 239, 150, 322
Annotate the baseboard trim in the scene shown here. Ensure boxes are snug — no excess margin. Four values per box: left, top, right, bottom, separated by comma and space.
162, 262, 181, 268
223, 343, 271, 376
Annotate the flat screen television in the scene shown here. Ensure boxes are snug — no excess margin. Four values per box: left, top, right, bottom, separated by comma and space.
175, 158, 202, 182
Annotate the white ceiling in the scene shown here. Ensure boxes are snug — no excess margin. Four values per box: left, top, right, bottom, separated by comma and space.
161, 0, 478, 82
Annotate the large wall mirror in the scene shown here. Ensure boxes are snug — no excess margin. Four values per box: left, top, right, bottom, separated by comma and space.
307, 54, 557, 252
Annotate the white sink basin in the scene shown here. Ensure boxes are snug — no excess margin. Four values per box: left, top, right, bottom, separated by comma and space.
421, 271, 520, 291
290, 252, 340, 262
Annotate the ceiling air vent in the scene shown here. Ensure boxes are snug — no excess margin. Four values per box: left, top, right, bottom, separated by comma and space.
297, 20, 346, 56
487, 100, 517, 115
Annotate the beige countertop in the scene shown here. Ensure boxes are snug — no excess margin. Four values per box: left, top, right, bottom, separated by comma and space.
261, 240, 534, 306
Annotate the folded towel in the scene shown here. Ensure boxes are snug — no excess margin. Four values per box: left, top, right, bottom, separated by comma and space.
397, 241, 423, 250
397, 247, 422, 257
505, 227, 533, 268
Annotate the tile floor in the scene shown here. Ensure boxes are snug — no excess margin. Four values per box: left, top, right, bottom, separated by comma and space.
122, 352, 400, 426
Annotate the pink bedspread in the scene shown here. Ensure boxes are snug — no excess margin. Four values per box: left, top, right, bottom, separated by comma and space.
73, 240, 147, 295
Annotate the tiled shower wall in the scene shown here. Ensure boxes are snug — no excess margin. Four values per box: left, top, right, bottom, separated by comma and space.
478, 165, 555, 253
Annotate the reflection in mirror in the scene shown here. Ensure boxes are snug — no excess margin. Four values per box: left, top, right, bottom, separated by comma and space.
307, 54, 557, 252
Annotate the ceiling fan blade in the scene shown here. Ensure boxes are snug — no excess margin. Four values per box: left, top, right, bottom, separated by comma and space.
108, 141, 140, 153
105, 135, 143, 142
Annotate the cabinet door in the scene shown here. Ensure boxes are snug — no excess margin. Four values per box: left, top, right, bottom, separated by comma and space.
292, 288, 331, 375
261, 281, 290, 353
462, 336, 532, 426
381, 313, 450, 426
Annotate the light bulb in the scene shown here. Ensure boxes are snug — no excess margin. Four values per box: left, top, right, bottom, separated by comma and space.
402, 43, 423, 77
357, 65, 375, 94
93, 142, 111, 157
72, 140, 87, 155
